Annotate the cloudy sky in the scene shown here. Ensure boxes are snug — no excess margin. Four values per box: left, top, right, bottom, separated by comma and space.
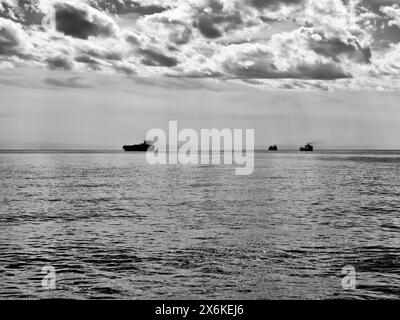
0, 0, 400, 149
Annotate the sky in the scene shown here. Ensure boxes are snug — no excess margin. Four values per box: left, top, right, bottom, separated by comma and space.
0, 0, 400, 149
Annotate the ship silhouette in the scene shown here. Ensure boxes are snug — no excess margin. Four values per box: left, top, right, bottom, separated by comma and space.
268, 144, 278, 151
300, 143, 313, 152
123, 140, 151, 152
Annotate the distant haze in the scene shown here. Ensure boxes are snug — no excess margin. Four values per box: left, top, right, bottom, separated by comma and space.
0, 69, 399, 150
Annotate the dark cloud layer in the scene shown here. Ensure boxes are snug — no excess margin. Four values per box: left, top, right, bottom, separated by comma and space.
310, 37, 372, 64
361, 0, 400, 10
92, 0, 168, 15
223, 58, 350, 80
46, 56, 73, 70
249, 0, 303, 10
194, 1, 243, 39
197, 14, 222, 38
55, 3, 115, 39
44, 77, 93, 88
295, 62, 351, 80
75, 55, 99, 65
139, 49, 178, 67
126, 3, 168, 15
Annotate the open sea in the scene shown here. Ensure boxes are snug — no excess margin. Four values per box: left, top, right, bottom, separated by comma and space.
0, 150, 399, 299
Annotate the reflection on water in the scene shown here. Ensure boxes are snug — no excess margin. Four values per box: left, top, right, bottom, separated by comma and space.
0, 151, 399, 299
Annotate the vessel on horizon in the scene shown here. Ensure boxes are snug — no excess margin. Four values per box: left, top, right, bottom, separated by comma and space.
123, 141, 151, 152
268, 144, 278, 151
300, 143, 314, 152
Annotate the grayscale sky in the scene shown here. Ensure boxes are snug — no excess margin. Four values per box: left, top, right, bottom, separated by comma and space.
0, 0, 400, 149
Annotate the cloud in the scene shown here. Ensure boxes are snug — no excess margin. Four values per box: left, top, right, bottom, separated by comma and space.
0, 0, 399, 90
372, 41, 400, 77
131, 75, 225, 91
46, 56, 73, 70
54, 2, 118, 39
295, 62, 351, 80
216, 25, 369, 81
309, 35, 372, 63
168, 22, 192, 44
197, 13, 222, 38
139, 48, 178, 67
248, 0, 303, 10
381, 4, 400, 27
362, 0, 400, 11
89, 0, 169, 15
75, 54, 99, 65
0, 17, 26, 55
44, 76, 93, 88
0, 0, 45, 25
219, 42, 351, 80
357, 0, 400, 48
193, 1, 243, 39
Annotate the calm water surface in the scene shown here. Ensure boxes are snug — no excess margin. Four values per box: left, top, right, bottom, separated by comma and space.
0, 150, 399, 299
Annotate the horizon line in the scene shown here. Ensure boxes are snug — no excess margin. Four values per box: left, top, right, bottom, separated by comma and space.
1, 148, 400, 152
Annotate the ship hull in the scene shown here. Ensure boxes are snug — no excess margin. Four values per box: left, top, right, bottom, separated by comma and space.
123, 144, 150, 152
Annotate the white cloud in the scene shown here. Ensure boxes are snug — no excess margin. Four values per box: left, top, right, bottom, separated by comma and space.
381, 4, 400, 27
0, 17, 28, 55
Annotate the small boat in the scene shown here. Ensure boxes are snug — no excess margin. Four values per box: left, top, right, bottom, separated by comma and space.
123, 141, 151, 152
268, 144, 278, 151
300, 143, 313, 152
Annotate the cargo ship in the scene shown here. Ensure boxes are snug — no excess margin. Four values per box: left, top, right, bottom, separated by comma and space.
123, 141, 151, 152
268, 144, 278, 151
299, 143, 313, 152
